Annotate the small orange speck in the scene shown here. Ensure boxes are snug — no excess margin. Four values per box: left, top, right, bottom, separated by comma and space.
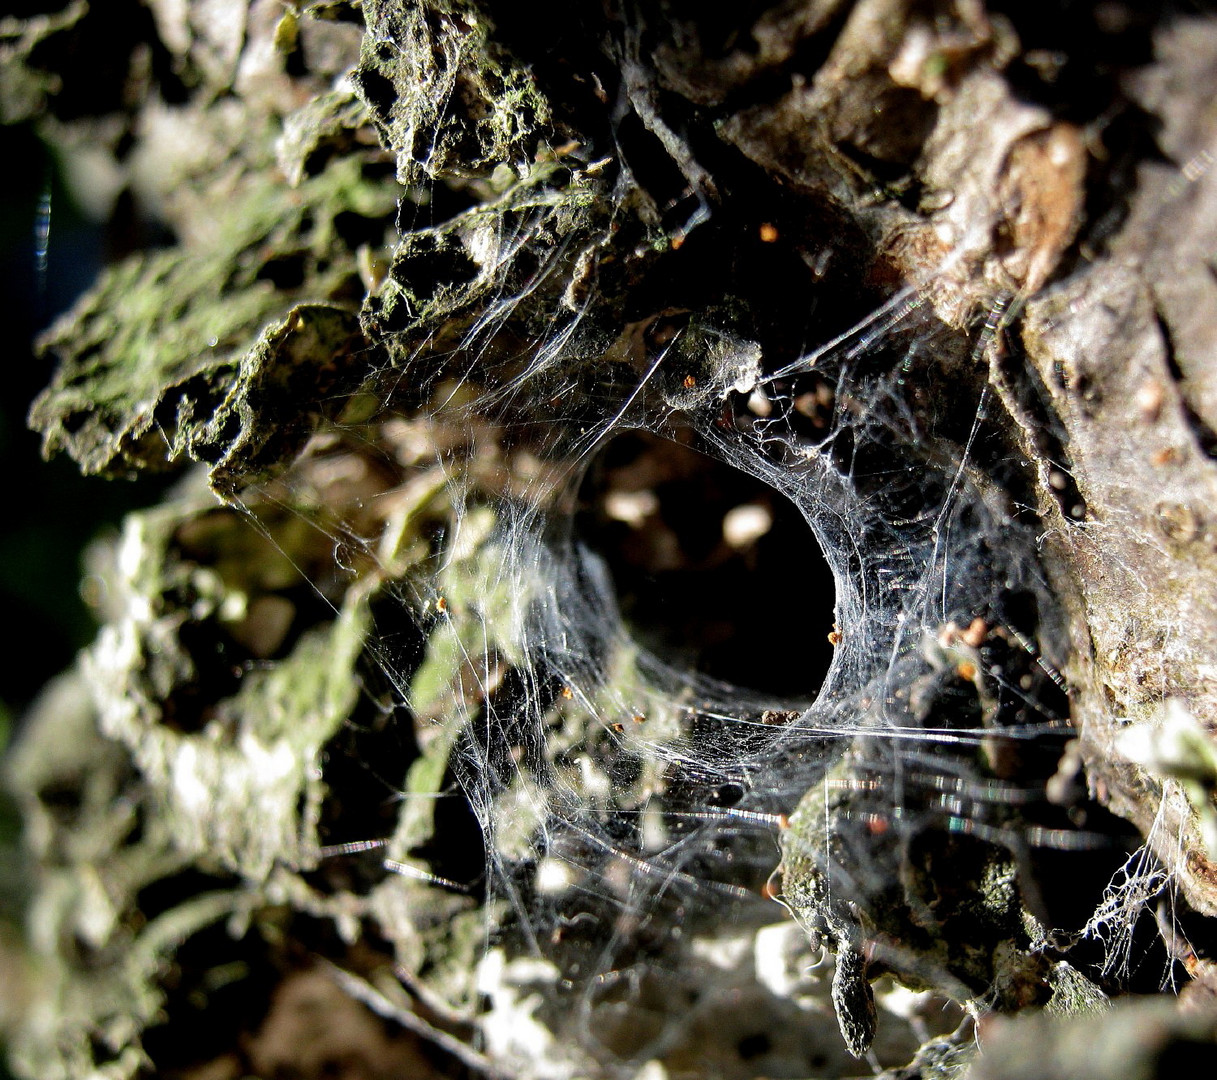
777, 813, 790, 830
867, 815, 889, 836
758, 222, 779, 243
1152, 446, 1181, 466
828, 630, 842, 646
612, 722, 625, 733
671, 234, 685, 250
762, 879, 780, 900
632, 714, 646, 724
957, 660, 977, 682
683, 374, 697, 389
561, 685, 574, 699
435, 596, 447, 613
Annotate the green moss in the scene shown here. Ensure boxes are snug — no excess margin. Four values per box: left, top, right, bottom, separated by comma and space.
30, 153, 397, 490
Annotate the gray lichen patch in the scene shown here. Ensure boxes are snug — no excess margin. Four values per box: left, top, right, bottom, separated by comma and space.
79, 478, 369, 879
353, 0, 553, 187
4, 426, 464, 1076
4, 666, 241, 1080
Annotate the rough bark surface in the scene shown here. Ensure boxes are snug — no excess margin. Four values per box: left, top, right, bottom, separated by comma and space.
4, 2, 1217, 1079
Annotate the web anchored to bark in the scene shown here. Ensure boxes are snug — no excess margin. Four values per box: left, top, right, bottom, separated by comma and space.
7, 2, 1217, 1078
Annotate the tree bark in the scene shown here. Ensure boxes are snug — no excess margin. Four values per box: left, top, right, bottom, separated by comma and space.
5, 2, 1217, 1078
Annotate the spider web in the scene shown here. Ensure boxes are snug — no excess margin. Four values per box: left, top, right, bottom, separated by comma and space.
16, 3, 1209, 1078
228, 182, 1150, 1074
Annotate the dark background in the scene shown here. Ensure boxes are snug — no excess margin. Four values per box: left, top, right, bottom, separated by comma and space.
0, 121, 155, 724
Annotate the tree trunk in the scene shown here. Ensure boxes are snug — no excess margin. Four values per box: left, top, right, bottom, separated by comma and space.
5, 2, 1217, 1078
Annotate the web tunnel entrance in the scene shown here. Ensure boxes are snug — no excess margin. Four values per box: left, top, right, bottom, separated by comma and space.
574, 429, 836, 700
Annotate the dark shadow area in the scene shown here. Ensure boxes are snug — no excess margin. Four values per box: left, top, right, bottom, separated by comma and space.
575, 429, 835, 699
0, 124, 172, 720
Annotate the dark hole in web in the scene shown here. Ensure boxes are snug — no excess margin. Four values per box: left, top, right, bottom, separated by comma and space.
575, 429, 834, 699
